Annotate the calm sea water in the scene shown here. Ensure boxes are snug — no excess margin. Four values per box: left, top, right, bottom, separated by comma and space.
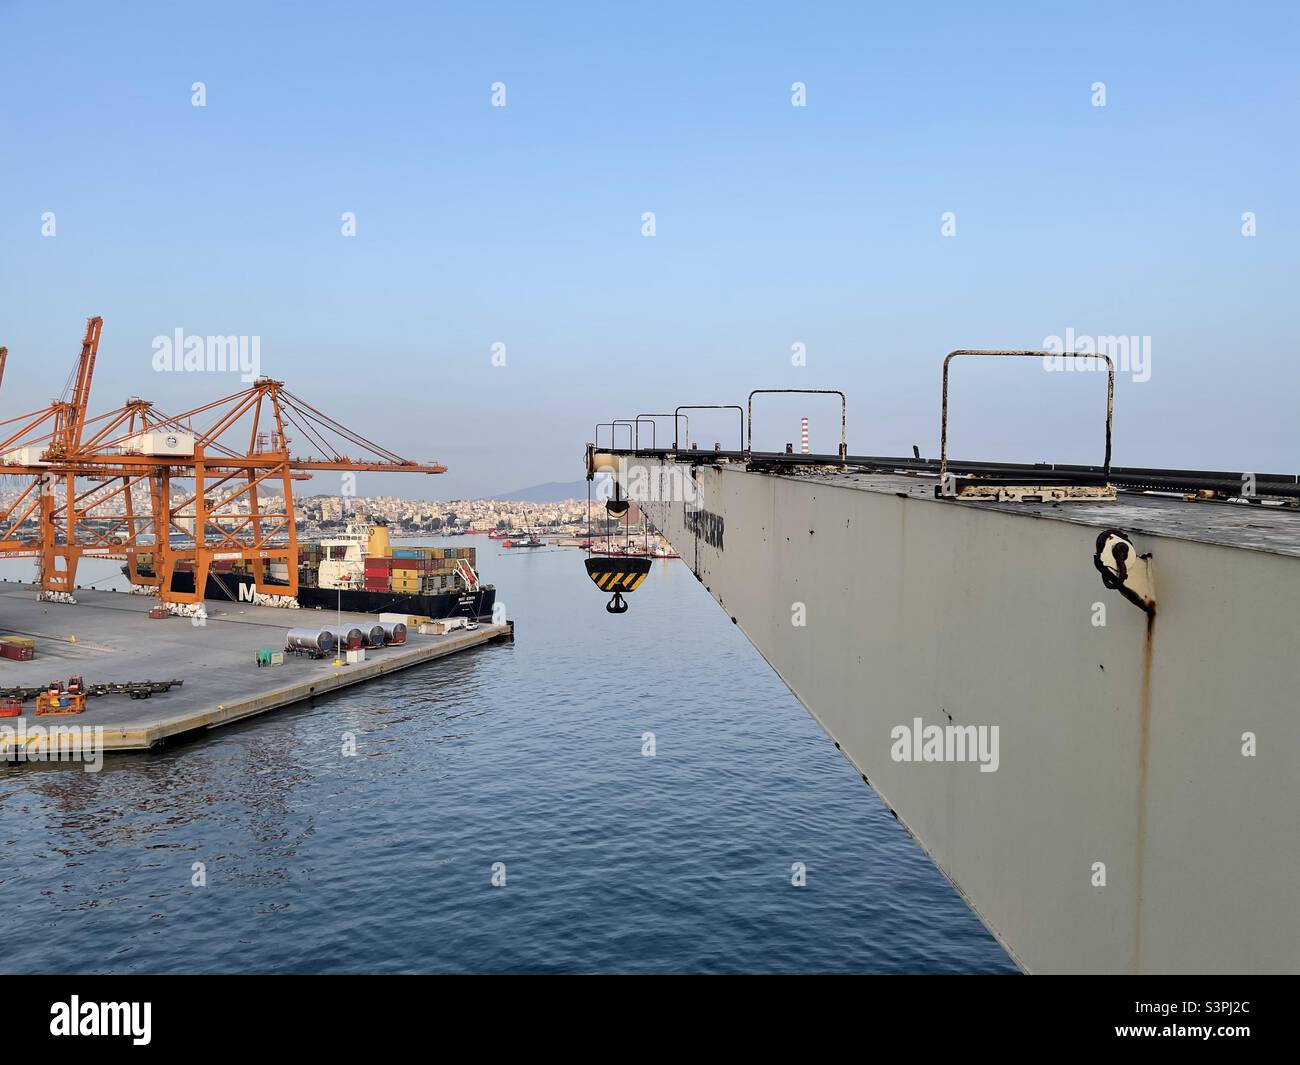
0, 539, 1016, 974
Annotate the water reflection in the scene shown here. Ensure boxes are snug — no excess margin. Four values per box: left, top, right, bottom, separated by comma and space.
0, 545, 1015, 973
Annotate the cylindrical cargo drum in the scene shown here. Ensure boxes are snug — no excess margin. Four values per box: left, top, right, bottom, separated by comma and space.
324, 625, 364, 651
364, 623, 387, 648
286, 628, 334, 655
378, 621, 407, 645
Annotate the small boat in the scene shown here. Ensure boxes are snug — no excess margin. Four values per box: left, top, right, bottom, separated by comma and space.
589, 537, 679, 559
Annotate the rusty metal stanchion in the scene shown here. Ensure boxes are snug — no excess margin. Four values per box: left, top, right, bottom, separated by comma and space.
673, 405, 744, 452
746, 389, 847, 463
937, 349, 1115, 502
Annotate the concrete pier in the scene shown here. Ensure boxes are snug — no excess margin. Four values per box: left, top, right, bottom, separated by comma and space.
0, 584, 511, 754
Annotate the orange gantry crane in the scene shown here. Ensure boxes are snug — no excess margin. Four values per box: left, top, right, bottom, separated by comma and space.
72, 378, 447, 607
0, 318, 108, 563
0, 316, 140, 585
1, 317, 446, 608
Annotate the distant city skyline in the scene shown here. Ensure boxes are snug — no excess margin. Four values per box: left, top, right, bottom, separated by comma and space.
2, 1, 1296, 498
0, 483, 594, 545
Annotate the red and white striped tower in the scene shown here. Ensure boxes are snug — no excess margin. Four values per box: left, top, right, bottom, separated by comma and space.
800, 417, 809, 454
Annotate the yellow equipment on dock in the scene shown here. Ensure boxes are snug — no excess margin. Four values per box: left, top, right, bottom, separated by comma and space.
36, 690, 86, 715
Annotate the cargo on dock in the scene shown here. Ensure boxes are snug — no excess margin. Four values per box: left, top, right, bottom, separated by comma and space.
0, 584, 512, 755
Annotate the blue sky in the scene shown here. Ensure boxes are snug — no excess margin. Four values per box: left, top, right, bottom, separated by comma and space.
1, 1, 1296, 496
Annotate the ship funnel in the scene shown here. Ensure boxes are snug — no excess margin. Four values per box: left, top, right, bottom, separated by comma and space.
367, 525, 391, 558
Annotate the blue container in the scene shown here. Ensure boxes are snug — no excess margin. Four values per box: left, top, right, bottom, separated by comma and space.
392, 548, 423, 558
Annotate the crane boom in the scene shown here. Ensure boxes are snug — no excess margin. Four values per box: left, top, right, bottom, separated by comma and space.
65, 316, 102, 450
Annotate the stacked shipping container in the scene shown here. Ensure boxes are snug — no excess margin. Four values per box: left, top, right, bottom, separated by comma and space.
363, 556, 391, 592
363, 546, 475, 596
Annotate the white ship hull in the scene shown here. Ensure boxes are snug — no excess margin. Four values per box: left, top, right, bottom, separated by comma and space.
619, 455, 1300, 974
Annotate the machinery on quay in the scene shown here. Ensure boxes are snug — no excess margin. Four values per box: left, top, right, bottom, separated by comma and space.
0, 317, 484, 616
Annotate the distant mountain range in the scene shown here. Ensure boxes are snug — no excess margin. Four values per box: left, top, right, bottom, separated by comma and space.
488, 480, 587, 503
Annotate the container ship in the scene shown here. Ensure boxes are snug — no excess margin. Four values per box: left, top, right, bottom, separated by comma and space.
125, 523, 495, 618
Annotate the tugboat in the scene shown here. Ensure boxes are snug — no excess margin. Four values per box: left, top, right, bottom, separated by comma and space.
502, 530, 545, 548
